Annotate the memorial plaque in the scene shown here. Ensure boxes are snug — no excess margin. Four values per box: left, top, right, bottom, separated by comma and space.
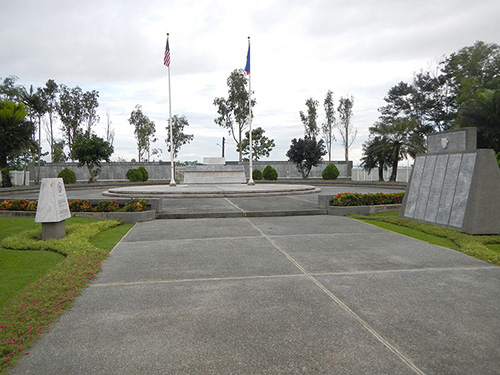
435, 154, 462, 225
449, 153, 476, 228
414, 155, 437, 221
35, 178, 71, 223
403, 155, 425, 218
424, 154, 449, 223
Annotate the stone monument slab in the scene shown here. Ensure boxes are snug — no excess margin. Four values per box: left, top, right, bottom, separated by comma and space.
401, 128, 500, 234
35, 178, 71, 240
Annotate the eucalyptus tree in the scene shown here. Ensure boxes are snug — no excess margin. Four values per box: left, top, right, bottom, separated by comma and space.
336, 95, 356, 166
299, 97, 319, 138
166, 114, 194, 159
237, 127, 275, 161
43, 79, 59, 161
214, 69, 255, 161
129, 104, 157, 162
322, 90, 336, 161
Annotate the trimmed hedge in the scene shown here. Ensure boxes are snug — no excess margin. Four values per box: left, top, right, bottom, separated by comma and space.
262, 165, 278, 180
322, 163, 339, 180
332, 192, 405, 206
57, 168, 77, 184
138, 166, 149, 181
252, 169, 263, 180
126, 168, 143, 182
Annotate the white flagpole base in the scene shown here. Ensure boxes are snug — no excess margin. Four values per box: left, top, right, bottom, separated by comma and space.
247, 178, 255, 186
169, 179, 177, 187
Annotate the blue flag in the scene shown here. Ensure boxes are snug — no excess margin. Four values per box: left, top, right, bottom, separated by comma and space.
244, 44, 250, 74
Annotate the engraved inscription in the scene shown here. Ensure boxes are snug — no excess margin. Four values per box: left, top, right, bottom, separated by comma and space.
436, 154, 462, 225
414, 155, 437, 220
449, 153, 476, 228
424, 154, 448, 222
404, 155, 426, 218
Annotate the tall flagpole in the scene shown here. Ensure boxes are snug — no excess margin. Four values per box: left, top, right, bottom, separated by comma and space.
246, 36, 255, 186
165, 33, 176, 186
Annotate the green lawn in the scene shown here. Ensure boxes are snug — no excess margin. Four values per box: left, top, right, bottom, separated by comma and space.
0, 216, 132, 373
0, 217, 107, 307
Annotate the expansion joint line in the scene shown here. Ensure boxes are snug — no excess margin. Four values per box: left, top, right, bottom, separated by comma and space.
224, 198, 244, 212
245, 218, 427, 375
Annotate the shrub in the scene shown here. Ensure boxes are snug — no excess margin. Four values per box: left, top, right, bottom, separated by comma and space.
252, 169, 263, 180
95, 200, 120, 212
122, 199, 148, 212
262, 165, 278, 180
68, 199, 93, 212
57, 168, 77, 184
126, 168, 143, 182
0, 199, 37, 211
332, 192, 405, 206
322, 163, 339, 180
138, 166, 149, 181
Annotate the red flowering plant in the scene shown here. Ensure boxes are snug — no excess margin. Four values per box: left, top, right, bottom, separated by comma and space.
0, 199, 37, 211
332, 192, 405, 206
122, 199, 147, 212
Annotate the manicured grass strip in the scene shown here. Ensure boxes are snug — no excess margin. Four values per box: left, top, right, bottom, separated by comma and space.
0, 219, 132, 373
0, 250, 64, 307
352, 213, 500, 266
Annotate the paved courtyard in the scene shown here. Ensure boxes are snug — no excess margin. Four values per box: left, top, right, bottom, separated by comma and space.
10, 212, 500, 374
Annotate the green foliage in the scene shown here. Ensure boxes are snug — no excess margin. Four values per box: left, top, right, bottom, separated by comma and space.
166, 115, 194, 159
332, 192, 405, 206
122, 199, 148, 212
126, 168, 143, 182
322, 163, 339, 180
286, 136, 326, 179
497, 152, 500, 168
213, 69, 256, 162
262, 165, 278, 180
71, 133, 113, 183
57, 167, 76, 184
0, 199, 37, 211
129, 104, 157, 162
95, 200, 120, 212
137, 166, 149, 182
252, 169, 263, 180
300, 97, 319, 138
237, 127, 275, 161
0, 219, 126, 371
0, 101, 32, 187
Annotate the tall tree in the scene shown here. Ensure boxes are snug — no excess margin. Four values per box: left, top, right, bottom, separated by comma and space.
457, 88, 500, 152
82, 90, 100, 135
0, 101, 33, 187
237, 127, 275, 161
322, 90, 336, 161
129, 104, 157, 162
57, 85, 85, 156
42, 79, 59, 161
0, 76, 22, 101
19, 85, 47, 184
336, 95, 356, 166
299, 97, 319, 138
286, 136, 326, 179
166, 114, 194, 159
214, 69, 256, 162
105, 109, 115, 147
71, 132, 113, 183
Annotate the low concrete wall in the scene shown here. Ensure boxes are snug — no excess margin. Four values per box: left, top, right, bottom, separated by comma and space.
327, 204, 402, 216
29, 161, 353, 183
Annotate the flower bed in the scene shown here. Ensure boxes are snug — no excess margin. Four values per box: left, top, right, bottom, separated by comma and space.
0, 199, 148, 213
332, 192, 404, 206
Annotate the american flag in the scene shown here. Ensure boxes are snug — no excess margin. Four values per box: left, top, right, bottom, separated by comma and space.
164, 38, 170, 67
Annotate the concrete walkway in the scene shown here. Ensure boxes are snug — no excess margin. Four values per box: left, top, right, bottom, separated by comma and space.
11, 213, 500, 374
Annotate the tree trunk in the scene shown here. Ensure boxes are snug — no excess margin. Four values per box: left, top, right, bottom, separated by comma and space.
390, 159, 399, 181
0, 154, 12, 187
378, 164, 384, 181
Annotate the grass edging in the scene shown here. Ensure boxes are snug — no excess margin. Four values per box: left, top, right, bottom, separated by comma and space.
352, 213, 500, 266
0, 219, 131, 372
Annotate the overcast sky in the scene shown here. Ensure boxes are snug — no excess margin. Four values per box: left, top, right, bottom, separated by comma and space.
1, 0, 499, 165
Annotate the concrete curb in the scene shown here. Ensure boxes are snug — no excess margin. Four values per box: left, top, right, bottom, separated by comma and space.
327, 204, 402, 216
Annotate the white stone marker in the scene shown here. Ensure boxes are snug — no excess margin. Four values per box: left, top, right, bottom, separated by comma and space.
35, 178, 71, 240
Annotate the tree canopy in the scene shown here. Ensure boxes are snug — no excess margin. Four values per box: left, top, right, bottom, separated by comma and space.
286, 136, 326, 179
166, 114, 194, 159
237, 127, 275, 161
71, 132, 113, 183
129, 104, 157, 162
0, 101, 32, 187
214, 69, 256, 161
